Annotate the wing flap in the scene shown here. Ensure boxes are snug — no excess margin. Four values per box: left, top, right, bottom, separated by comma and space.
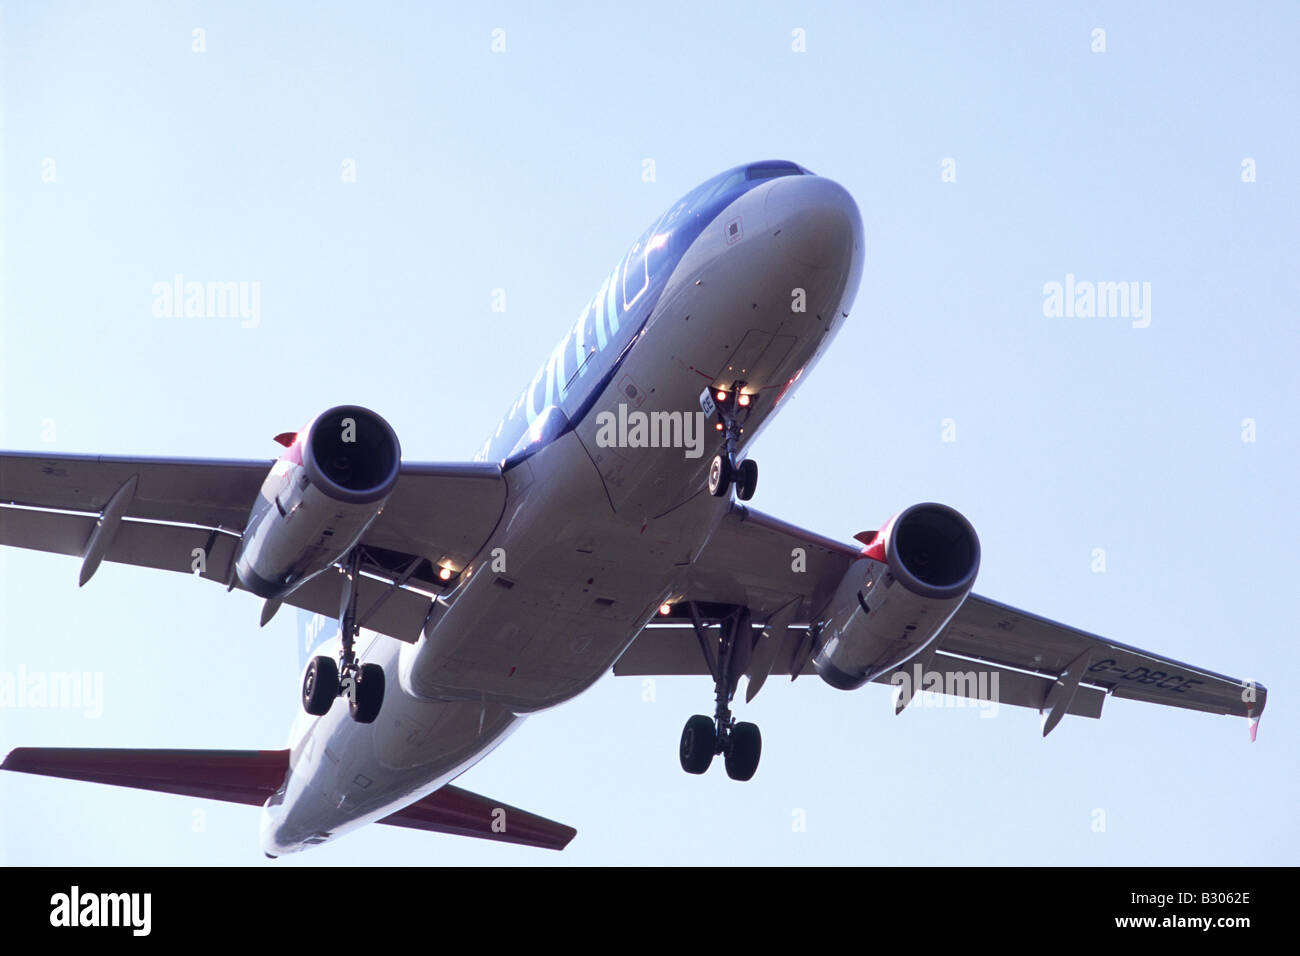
872, 651, 1105, 718
938, 595, 1266, 719
0, 507, 434, 641
0, 506, 243, 580
0, 502, 99, 558
278, 563, 433, 642
0, 452, 268, 530
614, 630, 1105, 718
613, 623, 812, 676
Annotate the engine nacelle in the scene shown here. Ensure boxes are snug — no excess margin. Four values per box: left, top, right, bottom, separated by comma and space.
235, 405, 401, 599
812, 503, 980, 690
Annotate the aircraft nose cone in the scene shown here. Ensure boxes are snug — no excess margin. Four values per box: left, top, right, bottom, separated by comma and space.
764, 175, 861, 268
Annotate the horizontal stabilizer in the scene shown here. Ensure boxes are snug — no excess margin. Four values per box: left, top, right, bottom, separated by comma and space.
381, 785, 576, 850
2, 747, 575, 851
1, 746, 285, 805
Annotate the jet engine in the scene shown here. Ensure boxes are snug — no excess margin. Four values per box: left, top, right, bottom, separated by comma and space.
234, 405, 401, 599
812, 503, 980, 690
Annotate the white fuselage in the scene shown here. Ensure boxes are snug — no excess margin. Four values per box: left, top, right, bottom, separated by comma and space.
261, 172, 864, 854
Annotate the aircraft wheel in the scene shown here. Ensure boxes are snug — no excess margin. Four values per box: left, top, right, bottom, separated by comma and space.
302, 656, 338, 716
707, 454, 732, 498
725, 721, 761, 781
679, 715, 717, 774
349, 662, 385, 724
735, 459, 758, 501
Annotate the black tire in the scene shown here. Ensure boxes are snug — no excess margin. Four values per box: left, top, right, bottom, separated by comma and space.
725, 721, 762, 781
349, 662, 385, 724
302, 656, 338, 716
736, 458, 758, 501
707, 454, 732, 497
679, 714, 716, 774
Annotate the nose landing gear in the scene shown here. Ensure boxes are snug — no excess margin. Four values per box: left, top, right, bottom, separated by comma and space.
701, 387, 758, 501
301, 549, 386, 724
677, 603, 763, 781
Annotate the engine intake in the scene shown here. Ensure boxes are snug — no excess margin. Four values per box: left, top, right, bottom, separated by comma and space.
302, 405, 401, 504
885, 503, 980, 600
234, 405, 402, 600
812, 503, 980, 690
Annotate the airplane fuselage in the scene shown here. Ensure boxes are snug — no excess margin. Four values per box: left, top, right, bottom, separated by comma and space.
261, 162, 865, 854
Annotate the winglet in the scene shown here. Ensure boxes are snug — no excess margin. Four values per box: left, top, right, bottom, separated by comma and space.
1244, 678, 1264, 742
273, 432, 297, 448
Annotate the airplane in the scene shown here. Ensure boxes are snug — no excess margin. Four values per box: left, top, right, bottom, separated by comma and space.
0, 160, 1267, 856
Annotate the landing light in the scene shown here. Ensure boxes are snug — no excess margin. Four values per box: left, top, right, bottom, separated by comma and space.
438, 567, 453, 581
737, 393, 751, 407
715, 422, 723, 431
715, 390, 728, 402
659, 603, 672, 616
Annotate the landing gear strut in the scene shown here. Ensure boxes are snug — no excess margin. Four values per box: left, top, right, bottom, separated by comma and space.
701, 387, 758, 501
678, 603, 762, 781
302, 549, 386, 724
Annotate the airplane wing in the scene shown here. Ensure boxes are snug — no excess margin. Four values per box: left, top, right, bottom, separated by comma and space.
0, 747, 576, 851
0, 451, 507, 643
614, 504, 1266, 733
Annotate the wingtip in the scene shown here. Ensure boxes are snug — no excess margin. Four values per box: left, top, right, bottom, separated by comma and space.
1, 746, 35, 772
0, 747, 55, 775
1244, 678, 1265, 741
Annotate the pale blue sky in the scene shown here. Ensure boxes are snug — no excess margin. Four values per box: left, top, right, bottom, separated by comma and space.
2, 1, 1296, 865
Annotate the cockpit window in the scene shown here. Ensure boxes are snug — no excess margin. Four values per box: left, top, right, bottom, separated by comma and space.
706, 170, 748, 202
746, 161, 804, 180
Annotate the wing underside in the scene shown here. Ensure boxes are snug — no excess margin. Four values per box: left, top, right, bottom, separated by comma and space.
616, 504, 1265, 729
0, 451, 508, 643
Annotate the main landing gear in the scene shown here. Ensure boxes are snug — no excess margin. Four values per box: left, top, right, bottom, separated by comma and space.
678, 603, 762, 781
701, 387, 758, 501
302, 549, 385, 724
